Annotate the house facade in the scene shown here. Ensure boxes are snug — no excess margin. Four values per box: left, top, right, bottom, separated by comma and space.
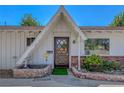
0, 6, 124, 70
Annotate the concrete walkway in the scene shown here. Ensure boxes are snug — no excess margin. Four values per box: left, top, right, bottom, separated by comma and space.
0, 74, 124, 87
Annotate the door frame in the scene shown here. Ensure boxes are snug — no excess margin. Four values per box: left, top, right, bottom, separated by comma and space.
54, 37, 69, 68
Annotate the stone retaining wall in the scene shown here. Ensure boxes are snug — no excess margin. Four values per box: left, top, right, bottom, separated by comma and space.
71, 67, 124, 82
13, 65, 52, 78
0, 69, 13, 78
71, 56, 124, 67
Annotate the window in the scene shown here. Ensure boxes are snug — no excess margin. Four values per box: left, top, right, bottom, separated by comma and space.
27, 38, 35, 46
85, 38, 109, 55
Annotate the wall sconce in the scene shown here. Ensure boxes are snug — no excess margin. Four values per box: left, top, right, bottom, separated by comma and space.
73, 40, 76, 44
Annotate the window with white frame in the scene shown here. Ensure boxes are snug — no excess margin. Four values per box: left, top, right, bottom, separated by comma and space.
85, 38, 109, 55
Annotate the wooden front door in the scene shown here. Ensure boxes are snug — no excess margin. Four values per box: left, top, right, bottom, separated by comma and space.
54, 37, 69, 68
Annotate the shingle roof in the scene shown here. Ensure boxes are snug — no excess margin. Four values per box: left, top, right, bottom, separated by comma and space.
0, 26, 124, 31
0, 26, 44, 31
79, 26, 124, 30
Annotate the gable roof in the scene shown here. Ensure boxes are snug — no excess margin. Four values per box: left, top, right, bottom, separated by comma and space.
16, 6, 87, 67
57, 6, 87, 40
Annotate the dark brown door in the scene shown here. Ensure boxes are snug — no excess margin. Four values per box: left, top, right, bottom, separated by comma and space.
54, 37, 69, 68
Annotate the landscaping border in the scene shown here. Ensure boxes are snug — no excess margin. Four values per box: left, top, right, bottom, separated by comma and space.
13, 65, 52, 78
71, 56, 124, 67
71, 67, 124, 82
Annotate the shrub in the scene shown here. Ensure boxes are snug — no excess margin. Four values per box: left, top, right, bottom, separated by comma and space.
102, 60, 113, 71
82, 55, 121, 72
107, 61, 120, 70
82, 55, 103, 71
102, 60, 121, 71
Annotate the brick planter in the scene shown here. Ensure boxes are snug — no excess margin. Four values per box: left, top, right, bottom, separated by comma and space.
71, 67, 124, 82
13, 65, 52, 78
71, 56, 124, 67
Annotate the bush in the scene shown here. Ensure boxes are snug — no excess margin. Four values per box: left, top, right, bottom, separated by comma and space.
102, 60, 121, 71
82, 55, 103, 71
82, 55, 121, 72
111, 61, 121, 70
102, 60, 112, 71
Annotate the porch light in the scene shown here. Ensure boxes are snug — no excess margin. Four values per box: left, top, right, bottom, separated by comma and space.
73, 40, 76, 44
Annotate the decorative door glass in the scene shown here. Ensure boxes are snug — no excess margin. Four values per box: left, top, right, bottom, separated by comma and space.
54, 37, 69, 67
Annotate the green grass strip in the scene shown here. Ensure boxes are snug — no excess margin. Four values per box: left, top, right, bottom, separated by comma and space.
52, 67, 68, 75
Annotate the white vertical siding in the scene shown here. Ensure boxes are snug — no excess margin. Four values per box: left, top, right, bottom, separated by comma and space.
15, 32, 20, 62
0, 32, 2, 69
0, 31, 37, 69
20, 32, 25, 55
11, 32, 16, 68
1, 32, 6, 69
6, 32, 11, 68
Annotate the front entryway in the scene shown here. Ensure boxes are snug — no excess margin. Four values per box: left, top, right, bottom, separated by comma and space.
54, 37, 69, 68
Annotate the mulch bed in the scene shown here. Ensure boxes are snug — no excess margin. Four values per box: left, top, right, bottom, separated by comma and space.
81, 68, 124, 75
103, 70, 124, 75
0, 69, 13, 78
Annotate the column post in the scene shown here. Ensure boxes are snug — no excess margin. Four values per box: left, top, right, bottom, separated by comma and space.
78, 36, 81, 70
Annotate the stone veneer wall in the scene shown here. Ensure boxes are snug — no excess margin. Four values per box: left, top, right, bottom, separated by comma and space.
71, 56, 124, 67
13, 65, 52, 78
71, 67, 124, 82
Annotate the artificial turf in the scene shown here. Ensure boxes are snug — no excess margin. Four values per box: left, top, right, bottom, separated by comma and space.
52, 67, 68, 75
